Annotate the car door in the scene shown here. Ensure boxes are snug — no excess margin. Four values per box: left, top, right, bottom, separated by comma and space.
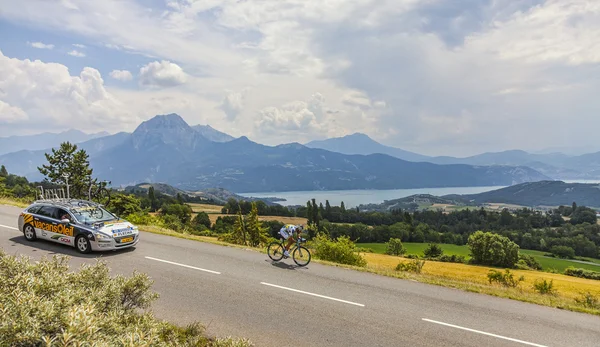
52, 208, 76, 246
33, 205, 57, 240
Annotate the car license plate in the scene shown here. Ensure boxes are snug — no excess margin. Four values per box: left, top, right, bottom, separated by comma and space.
121, 237, 133, 243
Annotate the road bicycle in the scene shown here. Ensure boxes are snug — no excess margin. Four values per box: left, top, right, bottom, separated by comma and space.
267, 236, 311, 266
80, 179, 111, 206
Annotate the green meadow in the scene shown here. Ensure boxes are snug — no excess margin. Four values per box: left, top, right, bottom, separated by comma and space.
358, 242, 600, 273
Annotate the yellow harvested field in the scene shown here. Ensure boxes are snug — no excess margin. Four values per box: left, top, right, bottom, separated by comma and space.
207, 213, 307, 225
189, 203, 224, 213
361, 253, 600, 300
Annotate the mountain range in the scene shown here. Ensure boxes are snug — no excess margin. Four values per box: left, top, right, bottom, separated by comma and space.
306, 133, 600, 180
0, 113, 550, 193
0, 130, 109, 156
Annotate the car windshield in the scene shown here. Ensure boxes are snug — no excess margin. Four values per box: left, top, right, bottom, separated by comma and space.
70, 206, 118, 224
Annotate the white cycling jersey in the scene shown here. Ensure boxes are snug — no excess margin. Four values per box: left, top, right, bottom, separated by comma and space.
279, 224, 300, 240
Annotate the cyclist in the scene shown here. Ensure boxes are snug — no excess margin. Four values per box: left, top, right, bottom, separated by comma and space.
279, 224, 304, 258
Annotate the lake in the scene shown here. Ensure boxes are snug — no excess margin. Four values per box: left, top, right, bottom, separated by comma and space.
238, 186, 506, 208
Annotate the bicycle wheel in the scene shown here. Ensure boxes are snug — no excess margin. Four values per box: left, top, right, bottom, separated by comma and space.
96, 188, 110, 206
293, 246, 311, 266
267, 242, 285, 261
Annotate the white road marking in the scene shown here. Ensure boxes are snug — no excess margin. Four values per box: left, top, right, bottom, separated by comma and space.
422, 318, 548, 347
0, 224, 18, 231
260, 282, 365, 307
145, 256, 221, 275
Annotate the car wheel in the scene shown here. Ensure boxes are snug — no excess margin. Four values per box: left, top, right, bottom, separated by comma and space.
23, 224, 36, 241
75, 235, 92, 254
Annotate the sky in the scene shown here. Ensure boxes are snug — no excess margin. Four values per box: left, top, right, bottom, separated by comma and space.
0, 0, 599, 157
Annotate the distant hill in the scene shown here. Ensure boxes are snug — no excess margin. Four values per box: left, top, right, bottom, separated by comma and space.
305, 133, 430, 162
358, 181, 600, 211
0, 130, 109, 156
123, 183, 282, 205
448, 181, 600, 208
0, 113, 550, 193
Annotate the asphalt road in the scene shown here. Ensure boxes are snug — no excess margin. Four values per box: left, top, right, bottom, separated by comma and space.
1, 204, 599, 347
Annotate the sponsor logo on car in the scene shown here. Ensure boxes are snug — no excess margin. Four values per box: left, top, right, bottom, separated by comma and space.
34, 220, 74, 236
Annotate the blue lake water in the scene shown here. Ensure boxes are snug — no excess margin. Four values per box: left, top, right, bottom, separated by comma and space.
238, 186, 507, 208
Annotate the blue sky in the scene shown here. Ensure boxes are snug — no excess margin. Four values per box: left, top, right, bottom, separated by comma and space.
0, 0, 599, 156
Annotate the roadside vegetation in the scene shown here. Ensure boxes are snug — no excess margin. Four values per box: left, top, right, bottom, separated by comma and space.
0, 250, 252, 346
1, 141, 600, 317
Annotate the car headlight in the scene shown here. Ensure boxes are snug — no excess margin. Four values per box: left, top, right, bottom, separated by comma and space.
95, 232, 112, 240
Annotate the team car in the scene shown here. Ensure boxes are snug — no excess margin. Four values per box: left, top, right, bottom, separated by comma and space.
17, 198, 139, 254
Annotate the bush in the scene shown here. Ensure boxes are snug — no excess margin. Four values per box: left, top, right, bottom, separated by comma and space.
423, 243, 443, 258
533, 279, 556, 295
516, 254, 543, 270
385, 238, 406, 256
310, 233, 367, 267
487, 269, 524, 288
125, 211, 161, 226
396, 259, 425, 274
468, 231, 519, 268
405, 254, 421, 259
564, 267, 600, 280
161, 214, 185, 231
436, 254, 466, 264
550, 245, 575, 259
193, 212, 212, 230
0, 249, 252, 346
575, 292, 600, 309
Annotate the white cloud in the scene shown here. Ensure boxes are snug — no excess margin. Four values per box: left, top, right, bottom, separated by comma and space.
139, 60, 187, 88
73, 43, 86, 48
109, 69, 133, 82
0, 50, 138, 135
3, 0, 600, 155
255, 93, 329, 137
28, 41, 54, 49
219, 91, 245, 121
67, 50, 85, 57
0, 100, 29, 125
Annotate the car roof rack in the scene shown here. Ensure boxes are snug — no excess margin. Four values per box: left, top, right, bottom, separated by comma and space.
34, 186, 104, 208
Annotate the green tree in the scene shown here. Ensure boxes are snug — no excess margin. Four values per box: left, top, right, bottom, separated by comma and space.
306, 201, 314, 226
423, 243, 444, 258
468, 231, 520, 268
0, 165, 7, 177
246, 202, 269, 247
160, 203, 193, 225
340, 201, 346, 214
192, 212, 212, 230
37, 142, 94, 198
108, 194, 142, 216
550, 245, 576, 259
385, 238, 406, 256
148, 186, 157, 212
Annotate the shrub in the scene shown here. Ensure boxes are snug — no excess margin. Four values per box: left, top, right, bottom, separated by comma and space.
310, 233, 367, 267
405, 254, 421, 259
161, 214, 185, 232
533, 279, 556, 295
468, 231, 519, 268
487, 269, 524, 288
516, 254, 542, 270
126, 211, 161, 226
423, 243, 443, 258
193, 212, 212, 230
564, 267, 600, 280
385, 238, 406, 256
0, 250, 252, 346
550, 245, 575, 259
436, 254, 466, 264
396, 259, 425, 274
575, 292, 600, 309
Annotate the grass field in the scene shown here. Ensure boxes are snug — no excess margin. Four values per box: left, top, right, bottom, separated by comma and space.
189, 203, 224, 214
190, 203, 308, 225
358, 242, 600, 273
